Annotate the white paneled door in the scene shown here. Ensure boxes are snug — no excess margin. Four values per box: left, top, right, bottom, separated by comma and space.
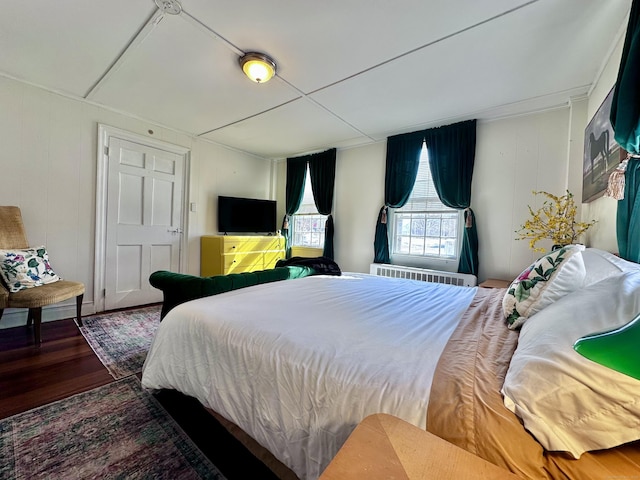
104, 137, 184, 311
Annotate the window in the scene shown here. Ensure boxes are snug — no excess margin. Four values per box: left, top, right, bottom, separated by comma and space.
391, 144, 460, 259
291, 166, 326, 248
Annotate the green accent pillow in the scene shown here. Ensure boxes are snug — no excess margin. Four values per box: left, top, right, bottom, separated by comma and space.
574, 312, 640, 380
0, 246, 61, 292
503, 245, 585, 329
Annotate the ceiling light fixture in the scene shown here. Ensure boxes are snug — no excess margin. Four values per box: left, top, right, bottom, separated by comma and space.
154, 0, 182, 15
239, 52, 277, 84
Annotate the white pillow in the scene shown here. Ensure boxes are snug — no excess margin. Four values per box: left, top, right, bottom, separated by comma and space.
582, 248, 640, 287
502, 270, 640, 458
0, 246, 61, 292
503, 245, 586, 329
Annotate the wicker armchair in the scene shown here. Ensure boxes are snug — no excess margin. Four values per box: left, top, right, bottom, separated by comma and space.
0, 206, 84, 345
0, 283, 8, 315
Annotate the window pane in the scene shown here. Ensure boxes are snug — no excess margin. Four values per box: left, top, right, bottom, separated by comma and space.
398, 217, 411, 235
410, 217, 425, 236
395, 235, 411, 254
442, 216, 457, 237
424, 237, 440, 256
425, 217, 441, 236
291, 213, 326, 248
409, 236, 424, 255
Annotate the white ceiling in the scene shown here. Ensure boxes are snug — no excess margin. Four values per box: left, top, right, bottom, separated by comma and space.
0, 0, 631, 159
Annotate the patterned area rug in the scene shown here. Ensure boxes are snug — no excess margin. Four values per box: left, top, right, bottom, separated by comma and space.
79, 305, 161, 379
0, 377, 225, 480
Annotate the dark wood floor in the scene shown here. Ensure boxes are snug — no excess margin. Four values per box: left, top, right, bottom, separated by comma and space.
0, 318, 112, 419
0, 314, 279, 480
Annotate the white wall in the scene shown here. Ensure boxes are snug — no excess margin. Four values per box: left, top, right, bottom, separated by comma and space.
473, 109, 572, 282
0, 76, 273, 327
334, 142, 386, 273
188, 141, 274, 275
581, 32, 626, 253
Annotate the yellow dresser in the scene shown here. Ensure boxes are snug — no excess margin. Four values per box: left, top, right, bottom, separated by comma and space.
200, 235, 285, 276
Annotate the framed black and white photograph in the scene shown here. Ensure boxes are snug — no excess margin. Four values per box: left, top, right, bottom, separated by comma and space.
582, 86, 623, 203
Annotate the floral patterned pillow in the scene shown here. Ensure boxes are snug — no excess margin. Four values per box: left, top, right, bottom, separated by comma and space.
503, 245, 586, 329
0, 246, 61, 293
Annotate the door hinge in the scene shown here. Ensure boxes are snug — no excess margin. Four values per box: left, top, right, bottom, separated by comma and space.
104, 146, 109, 156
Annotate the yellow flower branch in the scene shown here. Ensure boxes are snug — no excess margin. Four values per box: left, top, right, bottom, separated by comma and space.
515, 190, 596, 252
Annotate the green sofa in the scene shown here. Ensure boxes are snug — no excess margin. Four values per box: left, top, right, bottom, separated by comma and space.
149, 266, 315, 319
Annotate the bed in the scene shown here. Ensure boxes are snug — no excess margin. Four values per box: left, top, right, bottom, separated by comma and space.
141, 247, 640, 479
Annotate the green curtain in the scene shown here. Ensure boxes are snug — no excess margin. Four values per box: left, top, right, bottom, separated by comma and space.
459, 209, 479, 275
610, 0, 640, 154
611, 0, 640, 262
282, 156, 307, 258
424, 119, 478, 276
373, 131, 424, 263
309, 148, 337, 259
617, 160, 640, 263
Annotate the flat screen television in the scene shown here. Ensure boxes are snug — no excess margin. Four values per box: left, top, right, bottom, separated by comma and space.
217, 195, 277, 234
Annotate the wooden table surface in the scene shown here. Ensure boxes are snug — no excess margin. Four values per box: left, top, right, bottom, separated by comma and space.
319, 413, 520, 479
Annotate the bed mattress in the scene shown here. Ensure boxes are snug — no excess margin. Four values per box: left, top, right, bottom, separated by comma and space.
141, 273, 476, 479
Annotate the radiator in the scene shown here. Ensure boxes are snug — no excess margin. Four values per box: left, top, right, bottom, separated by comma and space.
369, 263, 477, 287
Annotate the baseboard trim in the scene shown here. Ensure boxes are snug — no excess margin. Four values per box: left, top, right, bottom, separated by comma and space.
0, 301, 96, 329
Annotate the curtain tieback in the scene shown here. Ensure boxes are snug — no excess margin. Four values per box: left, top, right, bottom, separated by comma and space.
283, 215, 290, 230
381, 206, 388, 224
324, 214, 333, 228
464, 208, 473, 228
605, 153, 637, 200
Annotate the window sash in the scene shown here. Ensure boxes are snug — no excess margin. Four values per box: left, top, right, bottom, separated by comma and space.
291, 165, 326, 248
391, 144, 459, 259
291, 213, 326, 248
392, 211, 458, 258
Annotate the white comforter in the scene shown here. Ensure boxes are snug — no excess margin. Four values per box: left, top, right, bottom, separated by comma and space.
141, 273, 476, 479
